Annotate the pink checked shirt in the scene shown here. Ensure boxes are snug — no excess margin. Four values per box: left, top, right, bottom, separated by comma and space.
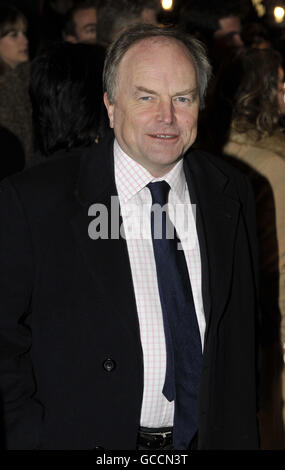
114, 139, 206, 428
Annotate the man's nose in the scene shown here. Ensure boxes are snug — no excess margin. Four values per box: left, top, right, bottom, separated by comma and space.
157, 100, 174, 124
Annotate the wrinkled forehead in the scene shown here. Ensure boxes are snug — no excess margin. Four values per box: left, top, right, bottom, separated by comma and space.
118, 36, 195, 76
126, 36, 191, 58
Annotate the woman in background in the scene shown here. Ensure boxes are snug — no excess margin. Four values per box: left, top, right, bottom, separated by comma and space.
210, 48, 285, 449
0, 4, 33, 170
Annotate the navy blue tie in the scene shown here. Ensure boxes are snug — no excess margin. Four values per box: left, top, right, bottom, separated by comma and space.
147, 181, 202, 449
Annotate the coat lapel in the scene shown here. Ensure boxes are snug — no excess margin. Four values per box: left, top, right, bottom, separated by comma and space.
71, 139, 241, 344
70, 134, 141, 344
184, 150, 241, 337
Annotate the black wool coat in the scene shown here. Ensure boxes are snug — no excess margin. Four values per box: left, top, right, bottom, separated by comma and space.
0, 134, 260, 449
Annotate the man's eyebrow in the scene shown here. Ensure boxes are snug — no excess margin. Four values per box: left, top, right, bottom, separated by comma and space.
173, 88, 198, 97
135, 86, 158, 95
134, 86, 198, 96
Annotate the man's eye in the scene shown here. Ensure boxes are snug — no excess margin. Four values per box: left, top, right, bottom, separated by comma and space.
176, 96, 190, 103
140, 96, 152, 101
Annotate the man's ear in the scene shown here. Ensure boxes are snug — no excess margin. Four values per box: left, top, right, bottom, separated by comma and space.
104, 92, 114, 128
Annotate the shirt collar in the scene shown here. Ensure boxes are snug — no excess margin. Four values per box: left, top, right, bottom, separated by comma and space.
114, 139, 186, 203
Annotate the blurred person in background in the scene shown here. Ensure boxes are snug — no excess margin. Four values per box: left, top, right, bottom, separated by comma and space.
241, 21, 272, 50
29, 41, 107, 166
0, 4, 33, 168
209, 48, 285, 449
37, 0, 74, 53
179, 0, 244, 75
62, 0, 98, 45
96, 0, 159, 48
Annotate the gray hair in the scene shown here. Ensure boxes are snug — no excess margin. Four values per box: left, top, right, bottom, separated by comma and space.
103, 23, 212, 108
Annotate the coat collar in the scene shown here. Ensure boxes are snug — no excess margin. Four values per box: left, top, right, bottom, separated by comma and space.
73, 138, 241, 340
71, 132, 142, 347
75, 131, 230, 207
184, 149, 241, 335
75, 131, 117, 206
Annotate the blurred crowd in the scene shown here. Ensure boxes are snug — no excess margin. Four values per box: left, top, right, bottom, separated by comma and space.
0, 0, 284, 450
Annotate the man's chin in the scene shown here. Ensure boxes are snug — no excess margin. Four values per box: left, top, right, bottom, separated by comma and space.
141, 154, 185, 177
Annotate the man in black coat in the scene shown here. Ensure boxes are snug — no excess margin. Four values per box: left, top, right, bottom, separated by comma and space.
0, 24, 260, 450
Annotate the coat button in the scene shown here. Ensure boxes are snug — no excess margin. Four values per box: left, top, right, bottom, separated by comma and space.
103, 358, 116, 372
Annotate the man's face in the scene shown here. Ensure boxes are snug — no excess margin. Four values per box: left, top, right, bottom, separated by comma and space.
73, 7, 97, 43
104, 38, 199, 177
214, 15, 244, 48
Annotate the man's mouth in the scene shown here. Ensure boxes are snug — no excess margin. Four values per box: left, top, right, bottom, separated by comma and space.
148, 134, 178, 139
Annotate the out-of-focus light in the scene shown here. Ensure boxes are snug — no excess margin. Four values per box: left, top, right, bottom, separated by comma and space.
161, 0, 173, 10
274, 6, 285, 23
251, 0, 266, 17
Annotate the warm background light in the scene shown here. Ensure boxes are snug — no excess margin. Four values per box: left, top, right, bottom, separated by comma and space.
161, 0, 173, 11
251, 0, 266, 18
274, 6, 285, 22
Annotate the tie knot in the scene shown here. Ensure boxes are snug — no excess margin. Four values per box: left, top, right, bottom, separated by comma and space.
147, 181, 170, 206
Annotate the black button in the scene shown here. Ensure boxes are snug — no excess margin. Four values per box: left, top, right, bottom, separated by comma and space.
103, 358, 116, 372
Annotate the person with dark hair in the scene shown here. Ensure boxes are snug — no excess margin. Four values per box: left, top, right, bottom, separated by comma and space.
179, 0, 244, 72
0, 3, 33, 166
0, 4, 29, 72
96, 0, 159, 47
242, 22, 272, 50
29, 41, 107, 163
37, 0, 74, 53
0, 24, 259, 450
213, 48, 285, 449
62, 0, 98, 44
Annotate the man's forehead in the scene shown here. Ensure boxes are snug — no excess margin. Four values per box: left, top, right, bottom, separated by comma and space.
121, 36, 192, 64
115, 36, 197, 94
